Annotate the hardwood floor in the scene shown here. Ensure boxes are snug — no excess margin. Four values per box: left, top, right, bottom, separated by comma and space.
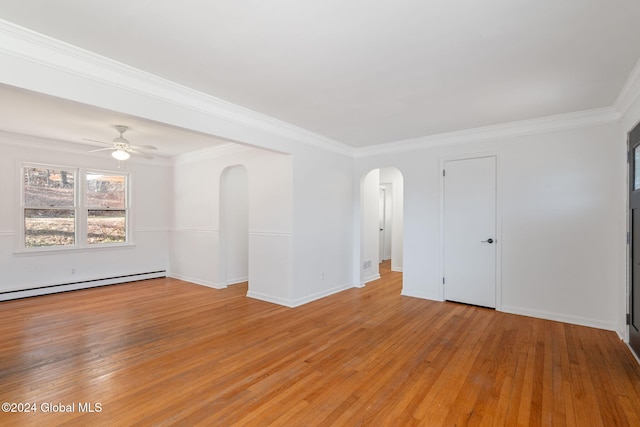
1, 262, 640, 426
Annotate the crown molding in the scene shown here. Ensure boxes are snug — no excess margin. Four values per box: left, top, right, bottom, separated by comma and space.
355, 53, 640, 157
0, 19, 354, 157
615, 57, 640, 118
354, 107, 621, 158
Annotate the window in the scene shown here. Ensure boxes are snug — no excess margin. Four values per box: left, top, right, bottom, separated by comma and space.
23, 166, 77, 248
86, 173, 127, 244
22, 164, 130, 250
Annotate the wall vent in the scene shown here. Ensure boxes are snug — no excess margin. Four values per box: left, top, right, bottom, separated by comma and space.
363, 260, 372, 270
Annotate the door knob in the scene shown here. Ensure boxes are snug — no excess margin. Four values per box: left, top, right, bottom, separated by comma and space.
481, 238, 494, 244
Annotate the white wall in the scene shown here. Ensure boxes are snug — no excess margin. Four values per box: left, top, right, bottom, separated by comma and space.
172, 143, 355, 308
356, 122, 625, 332
0, 133, 171, 298
171, 146, 294, 305
220, 165, 249, 286
290, 145, 355, 304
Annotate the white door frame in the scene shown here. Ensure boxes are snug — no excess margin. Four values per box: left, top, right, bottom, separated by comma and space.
439, 152, 502, 310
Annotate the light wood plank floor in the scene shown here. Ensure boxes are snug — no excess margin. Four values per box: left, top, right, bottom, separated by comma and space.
1, 262, 640, 426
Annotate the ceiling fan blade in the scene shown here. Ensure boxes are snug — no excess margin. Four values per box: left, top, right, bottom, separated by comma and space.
127, 148, 154, 159
82, 138, 112, 145
88, 147, 114, 153
131, 144, 157, 150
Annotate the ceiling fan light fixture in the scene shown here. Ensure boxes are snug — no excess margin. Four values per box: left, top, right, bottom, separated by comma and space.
85, 125, 156, 160
112, 149, 130, 161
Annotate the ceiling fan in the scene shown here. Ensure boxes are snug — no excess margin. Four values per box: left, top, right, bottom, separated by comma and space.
83, 125, 157, 160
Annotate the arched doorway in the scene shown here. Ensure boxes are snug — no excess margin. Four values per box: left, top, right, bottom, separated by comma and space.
360, 167, 404, 286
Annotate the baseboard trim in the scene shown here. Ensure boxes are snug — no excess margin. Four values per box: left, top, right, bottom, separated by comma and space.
401, 288, 442, 301
627, 342, 640, 366
500, 305, 617, 332
225, 276, 248, 287
361, 274, 381, 286
246, 290, 294, 307
291, 283, 353, 307
0, 271, 166, 301
247, 282, 354, 308
169, 273, 226, 289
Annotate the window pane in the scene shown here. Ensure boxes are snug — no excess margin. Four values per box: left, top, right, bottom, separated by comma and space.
87, 210, 126, 244
86, 174, 126, 208
24, 168, 75, 207
25, 209, 75, 247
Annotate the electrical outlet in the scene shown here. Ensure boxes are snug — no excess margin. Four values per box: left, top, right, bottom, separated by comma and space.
71, 268, 76, 274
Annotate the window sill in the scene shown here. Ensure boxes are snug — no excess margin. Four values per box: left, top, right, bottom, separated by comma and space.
14, 243, 136, 256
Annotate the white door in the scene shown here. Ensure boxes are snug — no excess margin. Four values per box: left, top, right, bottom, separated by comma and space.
443, 156, 496, 308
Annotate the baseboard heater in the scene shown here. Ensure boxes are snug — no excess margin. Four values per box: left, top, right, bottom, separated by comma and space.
0, 271, 167, 301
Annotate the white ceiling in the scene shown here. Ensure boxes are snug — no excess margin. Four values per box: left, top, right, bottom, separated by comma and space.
0, 0, 639, 149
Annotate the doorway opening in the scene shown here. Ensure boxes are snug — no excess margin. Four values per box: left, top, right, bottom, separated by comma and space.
219, 165, 248, 287
360, 167, 404, 286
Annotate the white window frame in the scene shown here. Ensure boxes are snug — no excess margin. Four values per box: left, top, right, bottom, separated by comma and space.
19, 163, 132, 252
85, 169, 131, 246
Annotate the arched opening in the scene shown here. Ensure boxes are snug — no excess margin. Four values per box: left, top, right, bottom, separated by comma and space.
219, 165, 249, 287
360, 167, 404, 286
